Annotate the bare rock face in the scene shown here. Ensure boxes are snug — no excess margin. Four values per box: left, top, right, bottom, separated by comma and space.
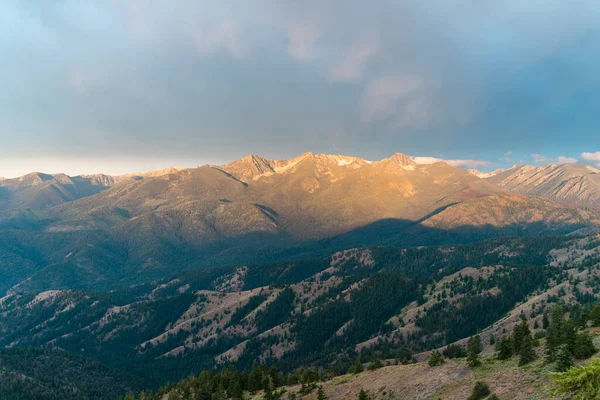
485, 163, 600, 209
3, 152, 600, 241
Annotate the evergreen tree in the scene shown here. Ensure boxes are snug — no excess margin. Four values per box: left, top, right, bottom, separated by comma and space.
518, 333, 536, 366
545, 306, 564, 362
542, 313, 550, 329
562, 319, 577, 353
249, 363, 263, 392
367, 358, 384, 370
427, 350, 445, 367
495, 336, 513, 360
467, 338, 481, 368
358, 389, 370, 400
555, 345, 573, 372
348, 357, 364, 374
443, 344, 467, 359
590, 305, 600, 327
168, 391, 181, 400
573, 333, 596, 359
229, 378, 243, 400
263, 388, 275, 400
468, 335, 483, 354
512, 320, 530, 354
467, 381, 490, 400
317, 385, 328, 400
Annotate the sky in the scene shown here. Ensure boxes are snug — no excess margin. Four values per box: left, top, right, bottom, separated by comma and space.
2, 0, 600, 177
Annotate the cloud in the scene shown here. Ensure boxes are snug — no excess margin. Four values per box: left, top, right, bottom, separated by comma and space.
4, 0, 600, 176
557, 156, 578, 164
532, 154, 550, 164
532, 154, 578, 164
582, 152, 600, 167
500, 151, 512, 162
328, 40, 379, 82
67, 71, 90, 94
360, 75, 426, 122
286, 20, 321, 62
188, 20, 245, 58
413, 157, 493, 169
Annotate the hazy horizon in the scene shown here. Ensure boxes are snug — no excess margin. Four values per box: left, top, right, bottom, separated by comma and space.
2, 149, 600, 179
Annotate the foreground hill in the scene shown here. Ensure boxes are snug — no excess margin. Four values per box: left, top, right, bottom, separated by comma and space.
0, 348, 139, 400
1, 234, 599, 390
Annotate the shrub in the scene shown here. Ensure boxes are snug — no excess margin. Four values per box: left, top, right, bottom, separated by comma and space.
552, 358, 600, 399
367, 358, 384, 371
467, 381, 491, 400
443, 343, 467, 359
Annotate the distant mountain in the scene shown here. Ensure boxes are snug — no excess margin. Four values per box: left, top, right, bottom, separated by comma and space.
482, 163, 600, 209
0, 172, 114, 211
0, 168, 184, 213
10, 151, 503, 242
422, 194, 600, 233
2, 153, 600, 294
469, 164, 521, 179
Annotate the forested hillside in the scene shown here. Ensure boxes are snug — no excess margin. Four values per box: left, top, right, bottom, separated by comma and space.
1, 233, 600, 398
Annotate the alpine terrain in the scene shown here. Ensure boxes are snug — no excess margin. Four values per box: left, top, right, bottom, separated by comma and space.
1, 152, 600, 399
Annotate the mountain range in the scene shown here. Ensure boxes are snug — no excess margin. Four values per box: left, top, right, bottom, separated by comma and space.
1, 152, 600, 294
2, 151, 600, 398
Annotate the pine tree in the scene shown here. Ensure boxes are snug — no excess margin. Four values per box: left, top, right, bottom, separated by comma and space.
468, 335, 483, 354
264, 388, 275, 400
358, 389, 370, 400
443, 344, 466, 359
229, 378, 243, 400
249, 363, 263, 392
317, 385, 328, 400
467, 381, 490, 400
467, 337, 481, 368
348, 357, 364, 374
495, 336, 513, 360
428, 350, 445, 367
573, 333, 596, 359
512, 320, 530, 354
562, 319, 577, 353
545, 306, 564, 362
518, 333, 536, 366
367, 358, 384, 370
555, 345, 573, 372
590, 305, 600, 327
168, 391, 181, 400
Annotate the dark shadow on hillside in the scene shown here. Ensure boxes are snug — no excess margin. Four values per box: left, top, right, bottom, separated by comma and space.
6, 215, 592, 294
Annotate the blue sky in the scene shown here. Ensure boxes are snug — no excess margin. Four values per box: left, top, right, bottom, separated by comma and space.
1, 0, 600, 177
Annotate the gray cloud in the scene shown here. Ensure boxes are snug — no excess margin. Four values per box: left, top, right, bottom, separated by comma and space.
1, 1, 600, 176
